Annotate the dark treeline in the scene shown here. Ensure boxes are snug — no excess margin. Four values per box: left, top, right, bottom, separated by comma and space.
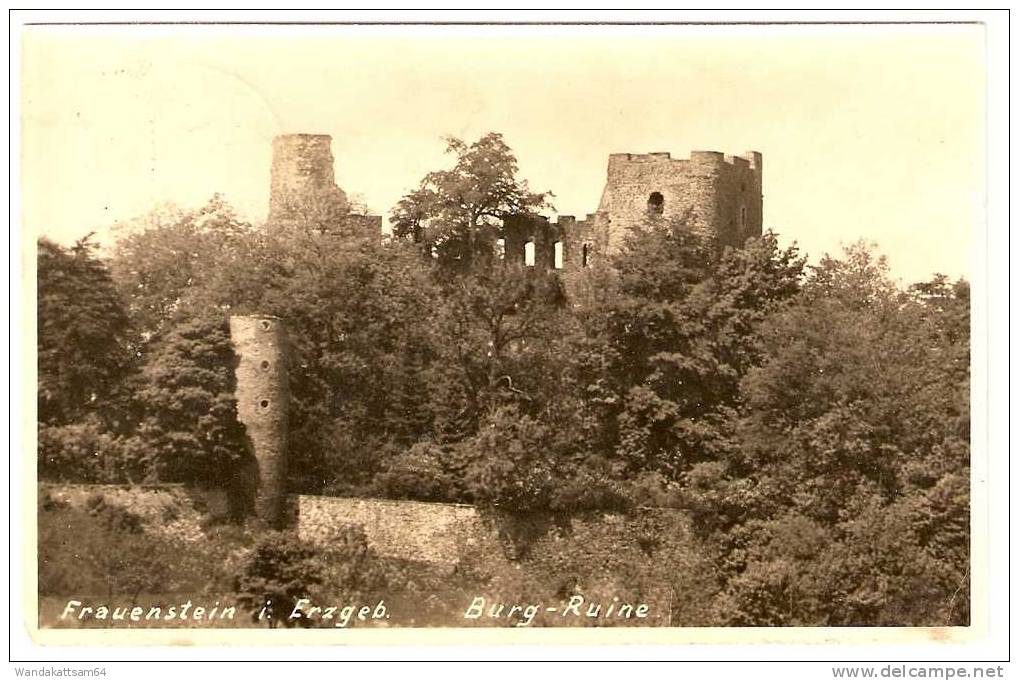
37, 133, 969, 626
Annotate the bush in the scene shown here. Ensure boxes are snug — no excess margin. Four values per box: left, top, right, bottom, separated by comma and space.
547, 463, 631, 513
38, 497, 236, 600
317, 525, 388, 601
235, 532, 325, 628
453, 509, 720, 627
38, 422, 108, 483
463, 406, 558, 512
85, 493, 144, 534
713, 496, 970, 626
38, 422, 151, 484
373, 442, 457, 502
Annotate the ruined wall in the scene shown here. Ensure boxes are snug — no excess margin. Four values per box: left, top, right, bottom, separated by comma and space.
596, 150, 763, 252
294, 493, 698, 588
230, 315, 290, 528
296, 495, 485, 566
269, 134, 349, 223
501, 212, 606, 273
268, 134, 381, 239
496, 150, 762, 276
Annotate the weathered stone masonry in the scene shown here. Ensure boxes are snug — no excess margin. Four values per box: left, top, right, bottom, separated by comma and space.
296, 495, 484, 567
492, 150, 764, 274
597, 150, 763, 252
230, 315, 290, 528
268, 133, 382, 238
266, 134, 763, 275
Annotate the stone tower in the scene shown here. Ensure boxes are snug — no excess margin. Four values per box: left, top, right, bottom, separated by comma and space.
497, 150, 764, 274
594, 150, 763, 254
268, 134, 349, 224
230, 315, 290, 528
267, 133, 382, 237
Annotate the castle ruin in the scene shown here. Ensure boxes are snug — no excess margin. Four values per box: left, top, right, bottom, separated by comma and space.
238, 135, 765, 524
268, 133, 382, 239
265, 134, 763, 269
503, 150, 763, 271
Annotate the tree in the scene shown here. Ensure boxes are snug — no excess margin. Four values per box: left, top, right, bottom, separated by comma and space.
463, 405, 559, 512
37, 236, 133, 427
108, 195, 257, 348
427, 263, 568, 439
571, 218, 804, 481
108, 194, 443, 495
688, 242, 970, 625
248, 229, 442, 493
390, 133, 553, 269
373, 442, 458, 502
133, 313, 250, 492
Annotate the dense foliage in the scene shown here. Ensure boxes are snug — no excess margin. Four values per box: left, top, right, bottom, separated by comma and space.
235, 527, 387, 628
390, 132, 553, 269
38, 492, 243, 601
37, 235, 133, 428
37, 132, 969, 625
133, 314, 251, 491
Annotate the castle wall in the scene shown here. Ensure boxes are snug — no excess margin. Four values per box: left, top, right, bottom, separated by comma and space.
266, 135, 761, 269
296, 495, 484, 566
501, 212, 606, 273
495, 151, 762, 278
43, 482, 696, 593
230, 315, 290, 528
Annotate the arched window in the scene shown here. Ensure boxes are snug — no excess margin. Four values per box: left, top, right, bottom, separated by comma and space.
524, 240, 536, 267
553, 242, 564, 269
581, 243, 591, 268
648, 192, 665, 216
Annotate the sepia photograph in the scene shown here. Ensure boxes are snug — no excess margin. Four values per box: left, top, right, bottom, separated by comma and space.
13, 15, 999, 658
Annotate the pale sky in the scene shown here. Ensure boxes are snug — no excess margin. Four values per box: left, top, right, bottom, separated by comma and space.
21, 23, 984, 283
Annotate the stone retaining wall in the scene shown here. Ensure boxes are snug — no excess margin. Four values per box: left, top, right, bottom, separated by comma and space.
295, 494, 485, 566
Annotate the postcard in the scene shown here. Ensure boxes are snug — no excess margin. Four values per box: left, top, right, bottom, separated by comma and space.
13, 16, 1000, 656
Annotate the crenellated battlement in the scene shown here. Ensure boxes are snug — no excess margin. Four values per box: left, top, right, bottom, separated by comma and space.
609, 150, 762, 171
599, 148, 764, 252
264, 136, 763, 275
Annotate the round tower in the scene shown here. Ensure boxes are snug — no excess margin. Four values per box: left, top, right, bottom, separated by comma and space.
268, 133, 349, 225
230, 315, 290, 528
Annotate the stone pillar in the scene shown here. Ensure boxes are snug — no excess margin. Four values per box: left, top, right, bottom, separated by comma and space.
230, 315, 289, 528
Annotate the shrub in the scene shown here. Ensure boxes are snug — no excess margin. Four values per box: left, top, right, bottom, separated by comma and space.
38, 422, 151, 484
235, 532, 325, 628
463, 406, 557, 512
373, 442, 457, 502
317, 525, 388, 601
85, 493, 145, 534
38, 493, 245, 599
38, 422, 107, 483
